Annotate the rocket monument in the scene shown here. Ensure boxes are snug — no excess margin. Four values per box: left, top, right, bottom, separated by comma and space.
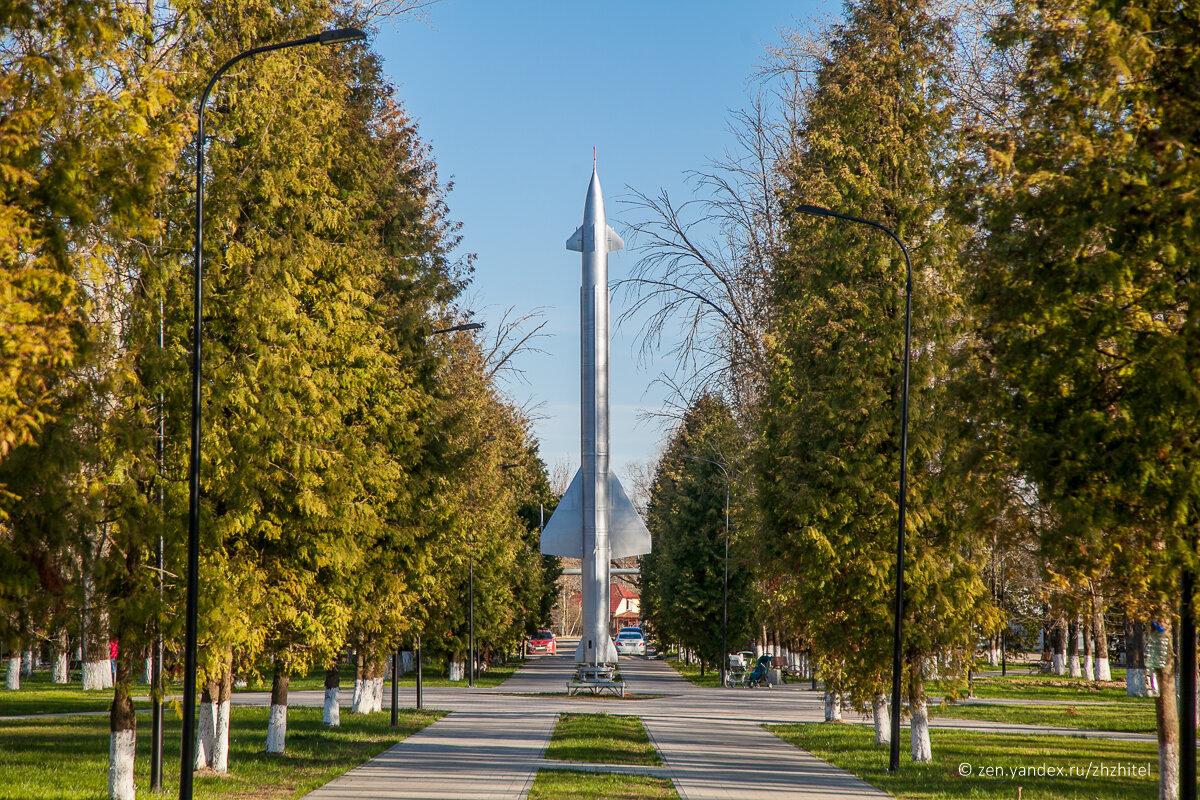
540, 161, 652, 666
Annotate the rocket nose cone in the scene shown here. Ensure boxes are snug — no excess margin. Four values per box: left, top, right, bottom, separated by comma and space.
584, 167, 605, 224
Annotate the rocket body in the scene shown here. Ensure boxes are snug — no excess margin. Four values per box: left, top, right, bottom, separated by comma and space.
540, 165, 651, 667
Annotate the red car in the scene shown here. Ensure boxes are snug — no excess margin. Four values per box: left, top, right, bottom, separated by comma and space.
528, 630, 557, 655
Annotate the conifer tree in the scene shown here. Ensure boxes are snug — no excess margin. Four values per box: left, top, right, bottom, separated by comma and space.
642, 395, 755, 673
969, 0, 1200, 791
758, 0, 996, 761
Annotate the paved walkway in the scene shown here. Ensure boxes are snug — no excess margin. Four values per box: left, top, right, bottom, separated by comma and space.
297, 647, 890, 800
303, 711, 557, 800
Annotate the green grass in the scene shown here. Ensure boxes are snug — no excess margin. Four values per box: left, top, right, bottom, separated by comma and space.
545, 713, 661, 766
528, 769, 678, 799
0, 704, 442, 799
663, 659, 723, 688
929, 673, 1151, 704
234, 660, 522, 693
0, 670, 153, 717
929, 701, 1157, 734
771, 722, 1158, 799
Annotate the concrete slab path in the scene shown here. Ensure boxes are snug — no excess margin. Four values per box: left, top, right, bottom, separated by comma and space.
298, 647, 893, 800
301, 710, 557, 800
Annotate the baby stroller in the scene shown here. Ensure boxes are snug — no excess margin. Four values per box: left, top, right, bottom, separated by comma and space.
746, 654, 773, 688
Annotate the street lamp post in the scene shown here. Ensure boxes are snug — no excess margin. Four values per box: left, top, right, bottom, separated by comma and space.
468, 550, 475, 687
389, 321, 483, 727
181, 27, 365, 800
681, 455, 730, 689
795, 203, 912, 773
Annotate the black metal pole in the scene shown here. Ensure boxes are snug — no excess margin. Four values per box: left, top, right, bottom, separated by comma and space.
180, 29, 364, 800
722, 483, 729, 688
151, 301, 165, 792
468, 554, 475, 687
390, 650, 399, 727
415, 636, 423, 709
1182, 566, 1196, 800
795, 204, 911, 772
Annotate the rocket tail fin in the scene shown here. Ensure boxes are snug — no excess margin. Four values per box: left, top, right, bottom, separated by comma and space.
608, 472, 651, 558
538, 469, 651, 558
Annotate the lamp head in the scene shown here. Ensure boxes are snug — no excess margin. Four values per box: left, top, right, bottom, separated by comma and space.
796, 203, 834, 218
317, 27, 366, 45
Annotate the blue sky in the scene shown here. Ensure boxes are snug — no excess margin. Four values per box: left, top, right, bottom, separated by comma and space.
374, 0, 831, 481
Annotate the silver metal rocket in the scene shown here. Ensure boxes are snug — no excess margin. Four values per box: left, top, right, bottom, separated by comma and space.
541, 163, 652, 666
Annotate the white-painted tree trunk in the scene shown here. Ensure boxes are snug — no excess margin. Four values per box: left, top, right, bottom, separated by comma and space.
108, 728, 136, 800
1051, 653, 1065, 675
5, 656, 19, 690
350, 678, 371, 714
83, 659, 113, 690
910, 697, 932, 763
872, 694, 890, 746
1068, 655, 1081, 678
1097, 657, 1112, 681
1127, 668, 1149, 697
823, 691, 842, 723
265, 704, 287, 754
449, 660, 465, 682
323, 687, 341, 726
400, 651, 413, 674
21, 650, 33, 676
212, 699, 231, 773
52, 649, 69, 684
142, 658, 153, 685
194, 692, 216, 769
372, 677, 384, 713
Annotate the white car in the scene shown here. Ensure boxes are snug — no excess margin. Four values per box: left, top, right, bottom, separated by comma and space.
615, 630, 646, 655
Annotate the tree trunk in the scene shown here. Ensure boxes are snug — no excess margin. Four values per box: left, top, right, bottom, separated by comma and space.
5, 649, 19, 691
323, 666, 341, 726
1082, 618, 1095, 681
351, 652, 364, 711
449, 658, 465, 682
872, 694, 890, 746
823, 691, 841, 722
52, 629, 69, 684
81, 575, 113, 691
1051, 617, 1067, 675
909, 663, 932, 763
21, 649, 32, 676
1155, 651, 1179, 800
193, 679, 218, 769
265, 665, 288, 755
1127, 620, 1148, 697
211, 656, 233, 774
108, 655, 137, 800
142, 658, 153, 685
1067, 617, 1081, 678
1093, 594, 1111, 680
351, 655, 376, 714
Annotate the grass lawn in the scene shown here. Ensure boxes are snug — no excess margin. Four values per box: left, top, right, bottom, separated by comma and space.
545, 713, 661, 766
929, 673, 1151, 704
529, 769, 678, 800
530, 767, 681, 800
771, 723, 1159, 799
663, 659, 723, 689
929, 701, 1157, 734
239, 661, 522, 693
0, 670, 153, 717
0, 704, 441, 800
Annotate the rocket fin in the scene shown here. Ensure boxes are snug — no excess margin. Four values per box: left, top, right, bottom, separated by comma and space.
566, 226, 584, 252
539, 469, 651, 559
539, 468, 583, 557
605, 225, 624, 252
608, 472, 652, 558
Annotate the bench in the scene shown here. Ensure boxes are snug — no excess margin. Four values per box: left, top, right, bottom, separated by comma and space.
567, 665, 626, 696
1028, 652, 1052, 674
